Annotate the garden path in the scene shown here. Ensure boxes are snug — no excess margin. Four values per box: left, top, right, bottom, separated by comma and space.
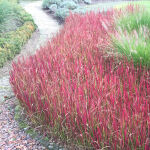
0, 1, 60, 149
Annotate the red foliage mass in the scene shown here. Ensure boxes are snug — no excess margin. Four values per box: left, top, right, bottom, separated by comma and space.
10, 10, 150, 149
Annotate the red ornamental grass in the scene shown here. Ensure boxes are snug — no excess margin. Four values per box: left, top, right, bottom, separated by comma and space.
10, 11, 150, 149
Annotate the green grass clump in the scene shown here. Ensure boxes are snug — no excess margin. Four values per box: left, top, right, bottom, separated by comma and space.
0, 0, 18, 3
113, 5, 150, 68
116, 7, 150, 33
113, 27, 150, 68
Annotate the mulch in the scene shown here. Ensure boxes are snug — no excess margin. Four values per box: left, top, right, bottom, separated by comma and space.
0, 97, 46, 150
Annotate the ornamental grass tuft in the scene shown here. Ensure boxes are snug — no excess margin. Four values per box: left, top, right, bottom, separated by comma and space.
10, 6, 150, 150
113, 5, 150, 68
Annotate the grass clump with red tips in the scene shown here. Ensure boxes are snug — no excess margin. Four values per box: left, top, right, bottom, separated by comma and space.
10, 6, 150, 150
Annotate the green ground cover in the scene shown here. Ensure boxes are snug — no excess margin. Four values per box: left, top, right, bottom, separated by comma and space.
0, 0, 36, 67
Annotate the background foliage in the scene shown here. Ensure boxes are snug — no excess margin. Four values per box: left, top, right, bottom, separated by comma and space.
0, 0, 36, 67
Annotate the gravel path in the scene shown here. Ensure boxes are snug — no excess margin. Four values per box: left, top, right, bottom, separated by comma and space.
0, 1, 60, 149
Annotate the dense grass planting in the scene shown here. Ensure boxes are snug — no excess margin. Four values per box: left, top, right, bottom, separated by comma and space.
10, 5, 150, 150
0, 0, 36, 67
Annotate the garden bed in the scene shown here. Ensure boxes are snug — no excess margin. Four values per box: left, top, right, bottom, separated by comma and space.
10, 2, 150, 150
0, 0, 36, 67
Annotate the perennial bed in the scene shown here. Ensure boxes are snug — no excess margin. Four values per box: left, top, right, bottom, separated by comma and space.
0, 0, 36, 67
10, 4, 150, 150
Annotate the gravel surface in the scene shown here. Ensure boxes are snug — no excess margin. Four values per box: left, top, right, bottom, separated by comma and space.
0, 97, 46, 150
0, 1, 60, 149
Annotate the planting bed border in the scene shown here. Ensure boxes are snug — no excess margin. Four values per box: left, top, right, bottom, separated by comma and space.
0, 0, 36, 67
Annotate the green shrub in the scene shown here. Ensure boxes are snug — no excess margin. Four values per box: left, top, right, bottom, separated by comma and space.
0, 0, 35, 33
0, 0, 36, 67
0, 1, 15, 23
0, 21, 36, 67
42, 0, 49, 8
55, 8, 70, 19
12, 5, 35, 23
49, 4, 57, 12
60, 1, 77, 10
42, 0, 62, 9
0, 1, 23, 33
113, 5, 150, 68
42, 0, 93, 20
